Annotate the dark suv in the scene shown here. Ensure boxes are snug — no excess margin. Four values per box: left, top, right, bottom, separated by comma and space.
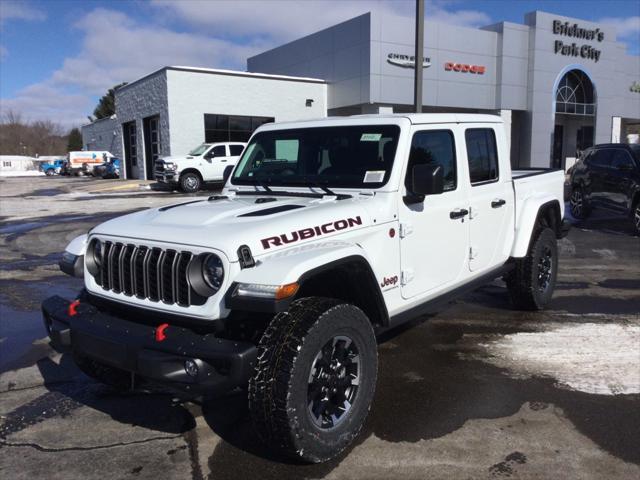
569, 143, 640, 234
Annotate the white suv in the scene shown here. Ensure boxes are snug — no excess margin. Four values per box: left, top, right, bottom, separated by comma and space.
155, 141, 246, 192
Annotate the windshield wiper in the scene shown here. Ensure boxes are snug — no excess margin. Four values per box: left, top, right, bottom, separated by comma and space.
252, 178, 272, 192
299, 179, 336, 196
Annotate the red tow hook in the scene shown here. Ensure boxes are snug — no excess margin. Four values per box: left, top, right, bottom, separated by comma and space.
68, 299, 81, 317
155, 323, 170, 342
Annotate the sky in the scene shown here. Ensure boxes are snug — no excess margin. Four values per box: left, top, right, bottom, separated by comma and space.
0, 0, 638, 130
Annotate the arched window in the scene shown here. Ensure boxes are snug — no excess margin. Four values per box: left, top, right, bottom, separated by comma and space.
555, 70, 596, 115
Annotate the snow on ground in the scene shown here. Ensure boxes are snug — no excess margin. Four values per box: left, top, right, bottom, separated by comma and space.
0, 171, 45, 177
460, 321, 640, 395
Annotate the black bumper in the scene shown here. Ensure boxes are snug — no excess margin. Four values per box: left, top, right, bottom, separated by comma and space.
42, 295, 257, 393
155, 172, 177, 183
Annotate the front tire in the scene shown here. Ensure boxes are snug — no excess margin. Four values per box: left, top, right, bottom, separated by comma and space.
633, 201, 640, 236
45, 169, 55, 176
180, 172, 201, 193
506, 227, 558, 310
569, 186, 590, 219
248, 297, 377, 463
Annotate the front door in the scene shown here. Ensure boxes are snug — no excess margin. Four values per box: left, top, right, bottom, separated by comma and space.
464, 126, 513, 272
202, 144, 228, 180
399, 127, 469, 299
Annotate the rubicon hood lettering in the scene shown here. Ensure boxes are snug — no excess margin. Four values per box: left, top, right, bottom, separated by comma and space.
261, 216, 363, 249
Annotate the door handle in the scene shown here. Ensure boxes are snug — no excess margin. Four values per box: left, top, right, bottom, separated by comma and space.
491, 199, 506, 208
449, 208, 469, 220
220, 159, 227, 162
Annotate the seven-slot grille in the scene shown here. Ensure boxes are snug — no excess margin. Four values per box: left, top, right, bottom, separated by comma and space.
95, 241, 203, 306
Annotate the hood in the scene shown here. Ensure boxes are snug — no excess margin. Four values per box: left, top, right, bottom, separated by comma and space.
159, 155, 197, 163
91, 193, 376, 260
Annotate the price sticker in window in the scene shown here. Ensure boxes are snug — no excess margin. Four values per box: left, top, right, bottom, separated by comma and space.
360, 133, 382, 142
363, 170, 385, 183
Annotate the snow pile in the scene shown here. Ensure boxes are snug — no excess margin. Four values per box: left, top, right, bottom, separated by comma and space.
466, 322, 640, 395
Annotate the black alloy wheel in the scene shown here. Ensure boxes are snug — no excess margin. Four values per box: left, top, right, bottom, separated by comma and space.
307, 335, 360, 430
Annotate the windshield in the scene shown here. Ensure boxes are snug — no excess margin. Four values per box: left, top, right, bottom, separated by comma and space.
231, 125, 400, 189
188, 143, 211, 156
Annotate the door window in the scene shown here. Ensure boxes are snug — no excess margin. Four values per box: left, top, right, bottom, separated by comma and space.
211, 145, 226, 157
589, 149, 613, 168
407, 130, 457, 192
465, 128, 499, 184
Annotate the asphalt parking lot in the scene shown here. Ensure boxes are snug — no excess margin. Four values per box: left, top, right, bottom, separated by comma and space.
1, 176, 639, 479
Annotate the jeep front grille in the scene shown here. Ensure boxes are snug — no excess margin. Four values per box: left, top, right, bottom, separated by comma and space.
95, 241, 204, 306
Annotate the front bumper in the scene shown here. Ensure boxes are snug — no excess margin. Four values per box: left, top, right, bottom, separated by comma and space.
42, 295, 257, 393
154, 171, 177, 183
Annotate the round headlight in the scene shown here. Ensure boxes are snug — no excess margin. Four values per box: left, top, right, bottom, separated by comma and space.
86, 239, 103, 276
202, 254, 224, 292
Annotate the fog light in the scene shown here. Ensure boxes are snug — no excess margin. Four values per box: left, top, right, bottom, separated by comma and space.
184, 359, 199, 378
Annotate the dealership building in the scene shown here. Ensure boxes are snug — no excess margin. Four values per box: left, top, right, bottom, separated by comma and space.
82, 10, 640, 180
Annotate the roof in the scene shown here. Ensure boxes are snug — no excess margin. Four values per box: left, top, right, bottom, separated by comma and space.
117, 66, 325, 92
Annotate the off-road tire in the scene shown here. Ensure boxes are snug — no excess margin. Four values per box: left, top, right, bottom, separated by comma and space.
180, 172, 201, 193
569, 185, 590, 219
73, 351, 131, 391
506, 227, 558, 310
248, 297, 377, 463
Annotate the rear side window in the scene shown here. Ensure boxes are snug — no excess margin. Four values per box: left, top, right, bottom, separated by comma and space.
611, 150, 635, 169
407, 130, 457, 192
229, 145, 244, 156
465, 128, 499, 184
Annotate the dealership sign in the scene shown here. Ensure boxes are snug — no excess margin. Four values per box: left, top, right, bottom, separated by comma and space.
387, 53, 431, 68
552, 20, 603, 63
444, 62, 485, 74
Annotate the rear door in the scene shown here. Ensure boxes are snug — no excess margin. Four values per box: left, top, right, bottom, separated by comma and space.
399, 125, 470, 299
605, 149, 636, 211
464, 126, 513, 272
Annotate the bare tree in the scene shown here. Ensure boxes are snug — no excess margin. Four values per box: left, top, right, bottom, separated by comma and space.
0, 110, 70, 156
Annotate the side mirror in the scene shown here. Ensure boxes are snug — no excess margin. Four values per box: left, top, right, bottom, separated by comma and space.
204, 151, 215, 160
405, 164, 444, 203
223, 165, 233, 183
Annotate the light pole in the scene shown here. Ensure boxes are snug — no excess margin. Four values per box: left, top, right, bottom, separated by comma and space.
414, 0, 424, 113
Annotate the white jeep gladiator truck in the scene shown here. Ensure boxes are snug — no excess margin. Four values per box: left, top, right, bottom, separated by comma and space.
45, 114, 568, 463
154, 141, 246, 192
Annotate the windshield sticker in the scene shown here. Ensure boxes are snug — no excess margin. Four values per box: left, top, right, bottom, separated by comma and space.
360, 133, 382, 142
363, 170, 385, 183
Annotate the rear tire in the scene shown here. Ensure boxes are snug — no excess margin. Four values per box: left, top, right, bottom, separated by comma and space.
248, 297, 377, 463
506, 227, 558, 311
180, 172, 201, 193
45, 169, 54, 176
569, 185, 590, 219
632, 201, 640, 236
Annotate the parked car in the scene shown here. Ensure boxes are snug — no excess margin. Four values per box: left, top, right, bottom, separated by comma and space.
569, 143, 640, 234
45, 114, 568, 463
40, 159, 66, 176
102, 158, 121, 179
154, 142, 246, 192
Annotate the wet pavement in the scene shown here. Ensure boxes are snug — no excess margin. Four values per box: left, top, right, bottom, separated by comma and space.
0, 176, 639, 479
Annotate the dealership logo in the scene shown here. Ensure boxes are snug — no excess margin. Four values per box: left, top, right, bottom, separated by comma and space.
444, 62, 486, 74
387, 53, 431, 68
552, 20, 603, 63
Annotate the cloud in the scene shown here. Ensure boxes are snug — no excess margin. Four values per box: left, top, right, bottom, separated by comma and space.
2, 1, 491, 127
0, 1, 46, 25
149, 0, 491, 42
0, 84, 90, 128
599, 16, 640, 52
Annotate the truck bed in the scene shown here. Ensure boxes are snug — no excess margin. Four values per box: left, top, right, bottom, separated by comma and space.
512, 168, 566, 226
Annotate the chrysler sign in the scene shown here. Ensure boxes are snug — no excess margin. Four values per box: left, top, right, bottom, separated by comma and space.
387, 53, 431, 68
